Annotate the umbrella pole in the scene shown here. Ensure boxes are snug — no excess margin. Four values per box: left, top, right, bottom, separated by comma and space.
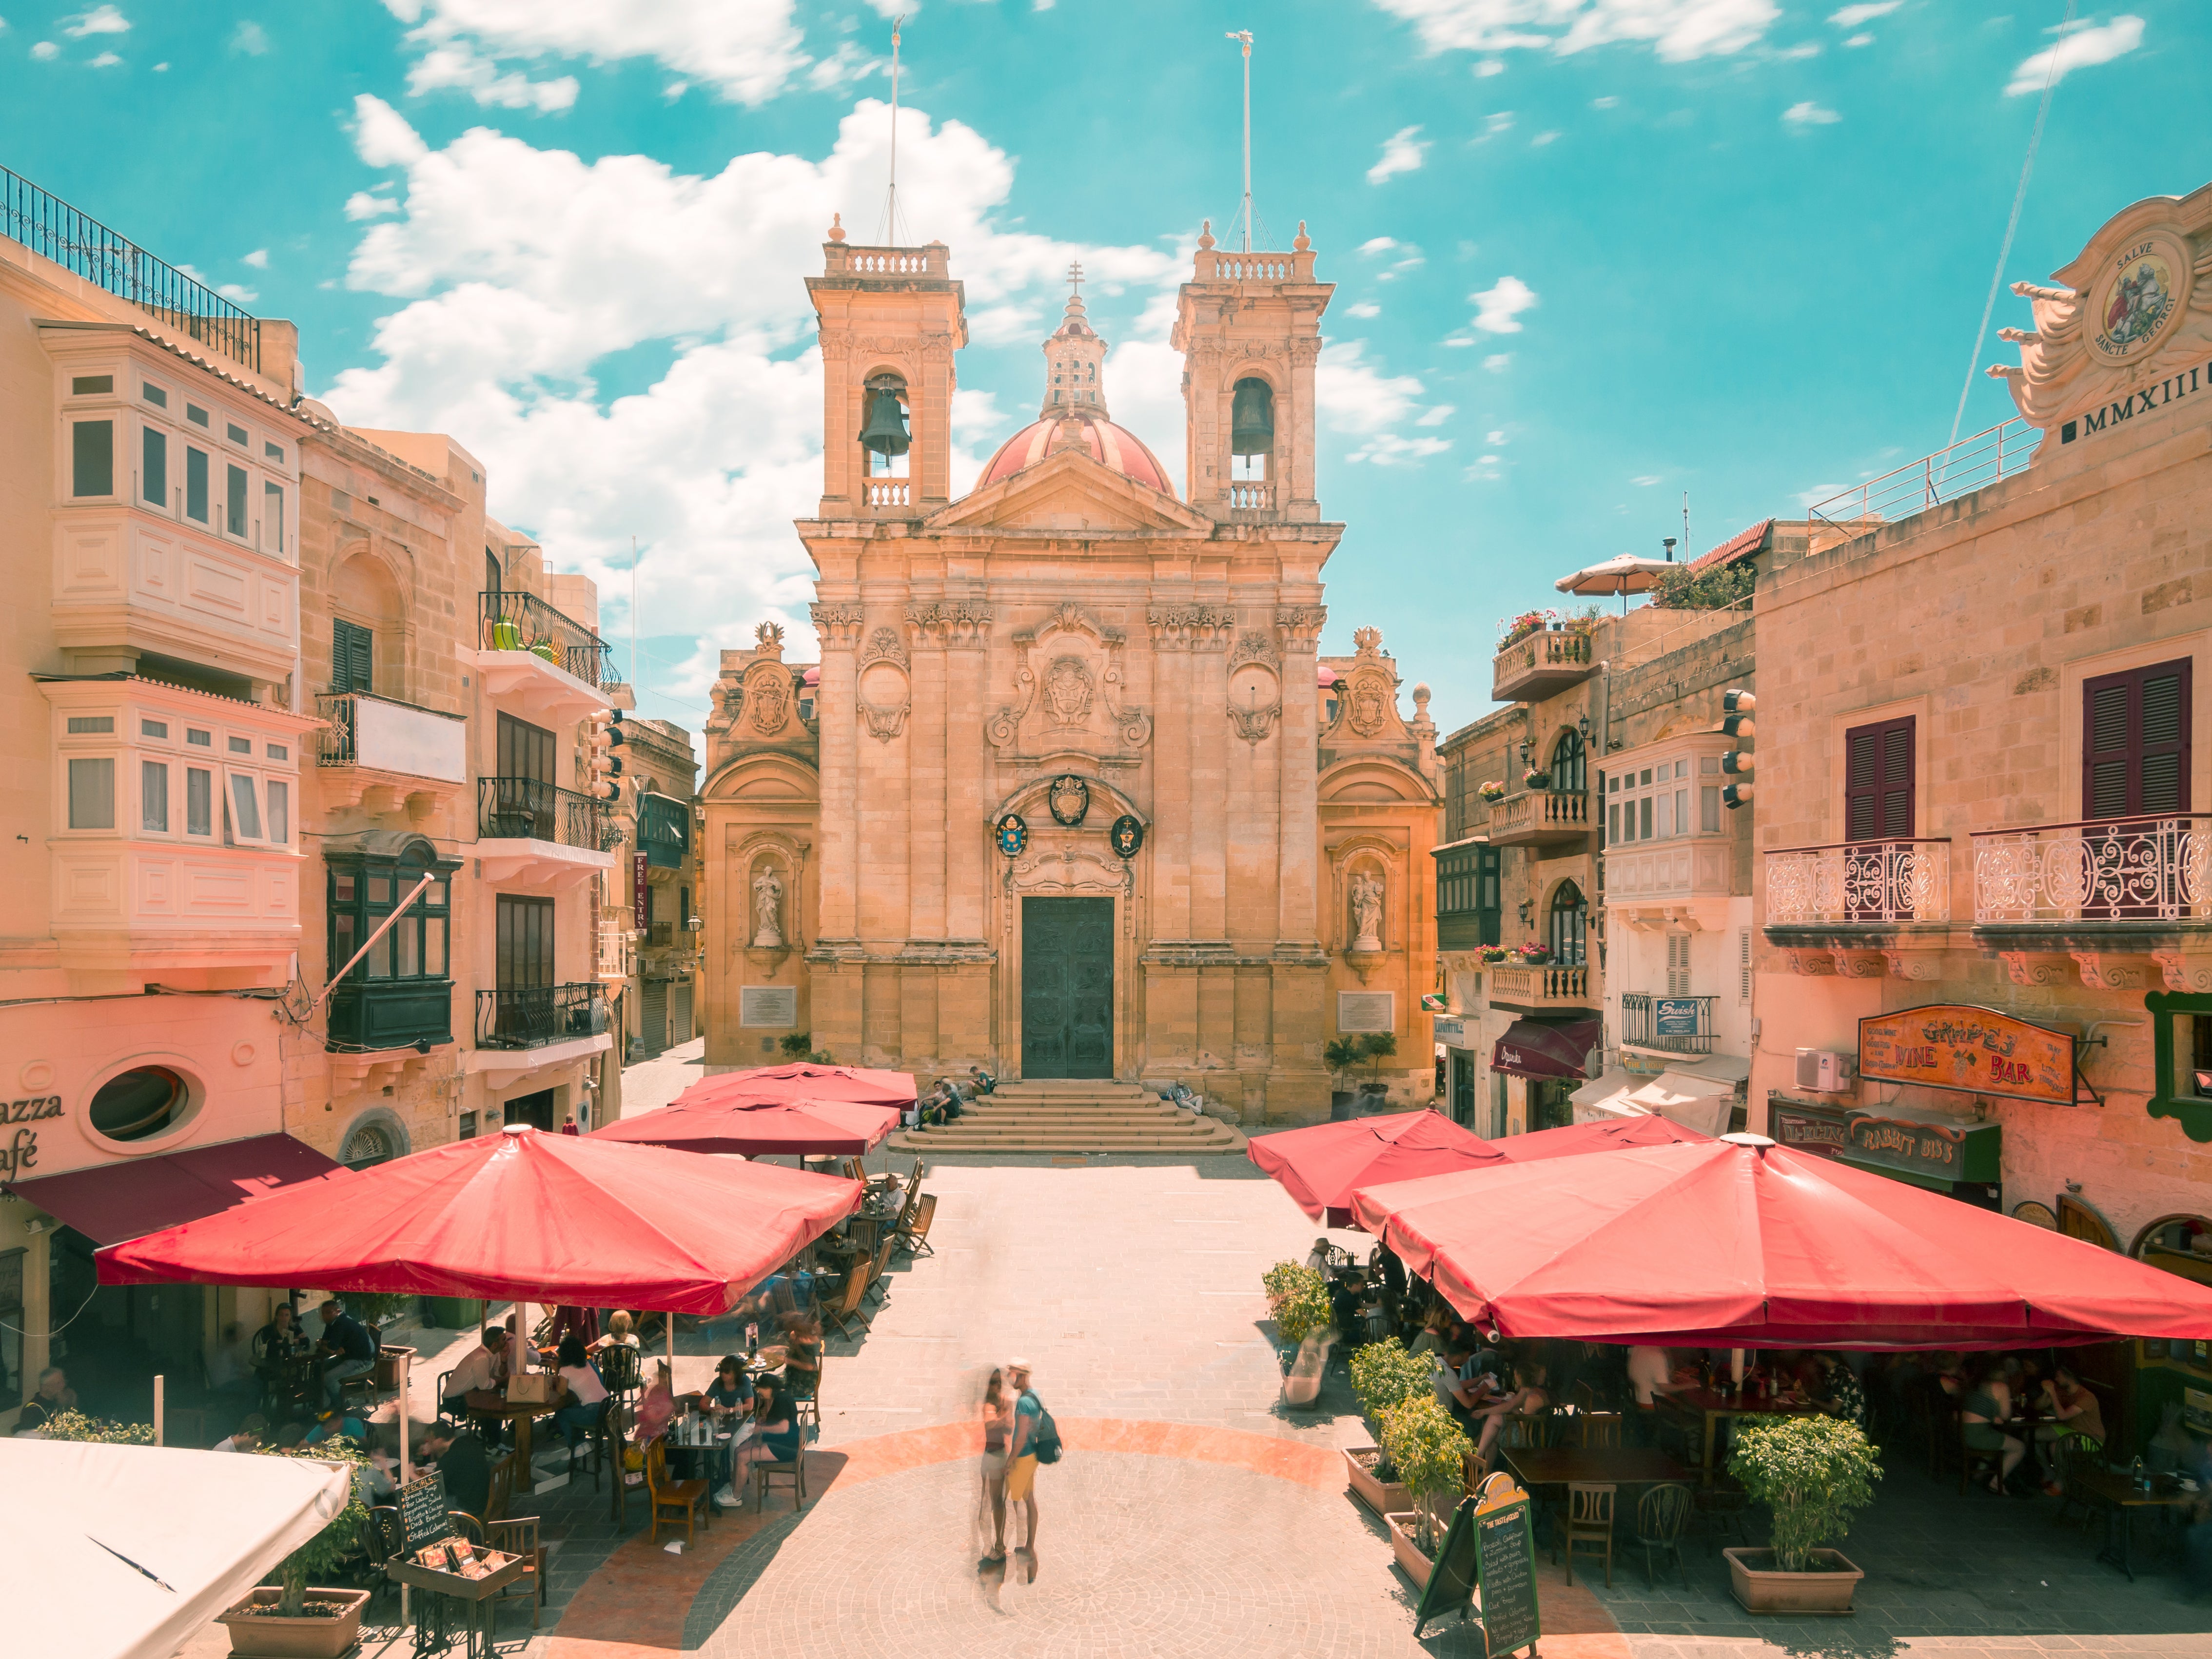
398, 1350, 412, 1633
1730, 1347, 1745, 1390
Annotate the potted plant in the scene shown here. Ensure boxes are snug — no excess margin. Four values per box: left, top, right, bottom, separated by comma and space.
1523, 767, 1551, 791
1477, 779, 1508, 804
1358, 1031, 1398, 1098
1515, 941, 1551, 965
1324, 1035, 1364, 1113
35, 1410, 155, 1444
1261, 1260, 1335, 1405
1378, 1394, 1473, 1590
1723, 1414, 1881, 1615
1344, 1339, 1429, 1514
1477, 945, 1512, 966
216, 1444, 372, 1657
1494, 609, 1559, 653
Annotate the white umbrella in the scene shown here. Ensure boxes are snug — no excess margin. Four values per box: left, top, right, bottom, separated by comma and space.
1554, 552, 1678, 611
0, 1439, 351, 1659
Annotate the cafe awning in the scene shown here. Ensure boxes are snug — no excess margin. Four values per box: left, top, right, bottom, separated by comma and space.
2, 1134, 345, 1247
1490, 1019, 1600, 1082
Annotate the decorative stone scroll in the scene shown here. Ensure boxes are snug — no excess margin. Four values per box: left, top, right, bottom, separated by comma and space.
857, 625, 911, 742
988, 601, 1151, 757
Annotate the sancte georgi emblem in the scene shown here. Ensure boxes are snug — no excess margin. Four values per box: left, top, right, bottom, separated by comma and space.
1048, 774, 1090, 827
1109, 813, 1144, 859
2093, 245, 2177, 360
995, 813, 1028, 858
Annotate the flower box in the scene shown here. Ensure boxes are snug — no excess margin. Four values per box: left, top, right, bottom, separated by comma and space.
1723, 1547, 1864, 1615
1385, 1511, 1434, 1589
216, 1587, 371, 1658
1343, 1445, 1409, 1516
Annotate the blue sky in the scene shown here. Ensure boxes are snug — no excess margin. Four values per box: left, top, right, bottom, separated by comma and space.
3, 1, 2204, 742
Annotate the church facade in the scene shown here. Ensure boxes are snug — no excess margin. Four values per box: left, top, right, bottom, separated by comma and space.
700, 223, 1440, 1123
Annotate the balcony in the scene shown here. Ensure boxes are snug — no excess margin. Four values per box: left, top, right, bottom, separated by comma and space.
1606, 836, 1733, 914
475, 777, 618, 889
315, 692, 467, 810
467, 983, 613, 1086
862, 479, 913, 513
327, 978, 453, 1056
1765, 839, 1951, 926
1222, 480, 1275, 518
468, 591, 613, 725
1488, 787, 1591, 849
638, 791, 692, 871
1970, 820, 2212, 982
53, 505, 297, 689
596, 923, 636, 982
1620, 992, 1717, 1057
1492, 626, 1595, 702
1487, 961, 1596, 1015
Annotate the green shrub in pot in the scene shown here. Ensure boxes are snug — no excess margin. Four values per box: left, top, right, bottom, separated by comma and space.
254, 1444, 371, 1617
1260, 1261, 1332, 1347
1727, 1414, 1881, 1573
1350, 1339, 1432, 1481
34, 1410, 155, 1444
1379, 1393, 1472, 1554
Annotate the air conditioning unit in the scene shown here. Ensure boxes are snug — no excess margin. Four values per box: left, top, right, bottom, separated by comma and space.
1796, 1049, 1855, 1093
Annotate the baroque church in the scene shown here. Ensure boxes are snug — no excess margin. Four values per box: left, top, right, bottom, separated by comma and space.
700, 220, 1441, 1123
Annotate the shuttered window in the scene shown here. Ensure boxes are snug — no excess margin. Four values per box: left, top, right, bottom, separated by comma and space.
1843, 716, 1915, 841
2083, 659, 2191, 820
496, 895, 554, 991
1665, 932, 1691, 996
332, 618, 374, 695
498, 713, 556, 783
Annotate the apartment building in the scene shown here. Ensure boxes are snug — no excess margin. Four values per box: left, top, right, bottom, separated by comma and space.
610, 715, 701, 1063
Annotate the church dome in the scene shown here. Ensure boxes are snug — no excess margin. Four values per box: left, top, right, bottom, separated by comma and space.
979, 413, 1174, 495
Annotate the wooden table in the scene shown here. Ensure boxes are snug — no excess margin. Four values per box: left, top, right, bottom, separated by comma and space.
2070, 1464, 2195, 1580
461, 1390, 553, 1498
1656, 1389, 1823, 1484
1503, 1446, 1697, 1489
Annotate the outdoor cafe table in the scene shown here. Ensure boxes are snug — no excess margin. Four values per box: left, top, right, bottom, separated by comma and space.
2070, 1464, 2196, 1581
1655, 1388, 1823, 1484
1503, 1445, 1697, 1490
462, 1390, 553, 1498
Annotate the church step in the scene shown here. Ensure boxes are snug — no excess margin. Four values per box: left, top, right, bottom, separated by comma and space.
949, 1102, 1188, 1120
888, 1125, 1246, 1154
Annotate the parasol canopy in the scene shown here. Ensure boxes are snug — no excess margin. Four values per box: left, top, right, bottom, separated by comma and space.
96, 1125, 860, 1316
593, 1095, 900, 1158
1248, 1110, 1497, 1229
678, 1061, 918, 1110
1554, 551, 1677, 609
1351, 1133, 2212, 1349
1484, 1113, 1708, 1164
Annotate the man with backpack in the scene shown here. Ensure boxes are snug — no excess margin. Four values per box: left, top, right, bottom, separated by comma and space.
1004, 1358, 1058, 1580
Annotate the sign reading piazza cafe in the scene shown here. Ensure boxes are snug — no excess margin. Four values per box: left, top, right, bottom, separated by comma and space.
1857, 1003, 2080, 1108
0, 1094, 64, 1179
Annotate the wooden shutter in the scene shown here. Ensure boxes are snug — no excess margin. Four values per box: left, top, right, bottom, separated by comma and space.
497, 712, 556, 784
1665, 932, 1691, 996
2082, 659, 2192, 820
1843, 716, 1914, 841
332, 618, 373, 694
495, 895, 554, 990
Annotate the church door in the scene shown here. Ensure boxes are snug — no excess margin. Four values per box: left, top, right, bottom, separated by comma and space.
1021, 897, 1114, 1079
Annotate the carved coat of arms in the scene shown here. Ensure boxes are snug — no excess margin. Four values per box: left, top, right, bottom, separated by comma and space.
1048, 775, 1090, 827
749, 673, 790, 734
1347, 681, 1389, 737
1043, 657, 1095, 727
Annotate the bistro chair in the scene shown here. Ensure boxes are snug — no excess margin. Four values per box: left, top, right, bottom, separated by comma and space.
1553, 1483, 1616, 1588
1692, 1474, 1751, 1546
484, 1451, 516, 1524
841, 1157, 866, 1182
1633, 1484, 1694, 1589
897, 1191, 939, 1258
360, 1505, 405, 1622
447, 1511, 488, 1546
753, 1445, 809, 1513
861, 1236, 899, 1308
1579, 1411, 1624, 1449
822, 1260, 876, 1339
485, 1515, 547, 1633
645, 1438, 710, 1545
2050, 1432, 2104, 1530
598, 1341, 643, 1405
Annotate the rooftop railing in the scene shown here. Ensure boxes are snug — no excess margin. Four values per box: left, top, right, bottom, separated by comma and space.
2, 165, 261, 371
1805, 418, 2036, 540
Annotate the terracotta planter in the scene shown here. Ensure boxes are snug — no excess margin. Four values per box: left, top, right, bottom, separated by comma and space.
1723, 1547, 1864, 1615
1385, 1511, 1434, 1590
216, 1587, 371, 1658
1343, 1446, 1410, 1516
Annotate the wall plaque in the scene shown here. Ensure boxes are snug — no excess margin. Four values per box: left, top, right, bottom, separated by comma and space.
1336, 992, 1394, 1034
1856, 1003, 2079, 1107
740, 986, 799, 1029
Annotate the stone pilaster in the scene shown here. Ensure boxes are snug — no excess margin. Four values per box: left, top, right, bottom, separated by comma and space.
942, 603, 991, 942
811, 601, 864, 940
1274, 604, 1326, 946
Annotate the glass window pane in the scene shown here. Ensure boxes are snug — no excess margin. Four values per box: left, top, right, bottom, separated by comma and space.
185, 447, 209, 522
334, 872, 356, 904
72, 374, 113, 395
398, 915, 421, 977
67, 758, 115, 829
426, 915, 448, 977
229, 773, 263, 839
368, 874, 392, 905
266, 744, 287, 760
71, 420, 114, 496
66, 716, 114, 734
141, 719, 167, 739
263, 481, 284, 553
186, 727, 211, 747
186, 768, 212, 836
141, 381, 168, 408
226, 422, 248, 446
186, 403, 210, 428
1639, 797, 1653, 839
1701, 756, 1719, 774
1701, 786, 1721, 833
1675, 760, 1689, 779
141, 426, 166, 506
225, 464, 248, 537
228, 735, 252, 754
1639, 768, 1652, 787
426, 879, 448, 910
334, 911, 356, 971
265, 780, 288, 844
141, 760, 168, 832
368, 928, 393, 978
1656, 793, 1674, 839
1607, 804, 1620, 842
265, 441, 284, 463
1676, 788, 1688, 833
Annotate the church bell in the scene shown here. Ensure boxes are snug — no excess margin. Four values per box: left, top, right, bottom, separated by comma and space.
859, 383, 911, 457
1229, 378, 1274, 458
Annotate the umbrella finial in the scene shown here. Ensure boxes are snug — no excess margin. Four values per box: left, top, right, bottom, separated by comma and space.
1721, 1132, 1776, 1152
501, 1124, 530, 1136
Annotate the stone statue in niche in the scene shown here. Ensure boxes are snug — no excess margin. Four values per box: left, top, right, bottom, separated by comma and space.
1349, 872, 1384, 953
752, 864, 785, 948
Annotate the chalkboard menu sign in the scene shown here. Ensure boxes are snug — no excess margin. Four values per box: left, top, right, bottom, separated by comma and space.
396, 1469, 453, 1553
1471, 1497, 1541, 1657
1413, 1498, 1481, 1638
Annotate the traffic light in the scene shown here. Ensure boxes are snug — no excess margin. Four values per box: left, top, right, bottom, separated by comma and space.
587, 709, 626, 801
1720, 688, 1754, 811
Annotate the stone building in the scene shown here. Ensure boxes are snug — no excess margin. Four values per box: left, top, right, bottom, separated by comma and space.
610, 715, 701, 1061
701, 226, 1440, 1119
1753, 179, 2212, 1262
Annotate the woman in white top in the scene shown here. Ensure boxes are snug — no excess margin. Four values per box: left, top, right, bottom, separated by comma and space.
552, 1334, 610, 1446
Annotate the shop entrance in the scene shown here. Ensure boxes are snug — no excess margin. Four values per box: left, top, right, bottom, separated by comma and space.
1020, 897, 1114, 1079
1450, 1053, 1475, 1127
1531, 1079, 1576, 1132
504, 1088, 557, 1131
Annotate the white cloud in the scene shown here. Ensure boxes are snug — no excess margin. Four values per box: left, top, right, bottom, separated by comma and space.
1372, 0, 1779, 63
1632, 473, 1662, 485
1345, 301, 1381, 319
2005, 15, 2143, 97
346, 190, 402, 220
1487, 429, 1507, 444
243, 248, 270, 269
232, 20, 268, 55
1315, 339, 1427, 433
1470, 274, 1538, 333
1367, 125, 1429, 185
60, 5, 127, 37
1795, 482, 1846, 507
1591, 94, 1619, 107
1826, 1, 1899, 24
1782, 100, 1840, 125
407, 40, 578, 110
1484, 111, 1515, 137
217, 282, 259, 304
352, 95, 431, 167
1484, 352, 1513, 372
1357, 236, 1399, 256
87, 48, 118, 65
1476, 57, 1506, 75
1349, 431, 1451, 466
1844, 32, 1873, 46
31, 39, 57, 58
1531, 130, 1560, 146
1417, 404, 1455, 427
1775, 41, 1819, 59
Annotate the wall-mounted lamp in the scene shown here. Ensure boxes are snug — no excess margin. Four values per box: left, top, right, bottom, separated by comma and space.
1576, 712, 1590, 742
1517, 899, 1534, 926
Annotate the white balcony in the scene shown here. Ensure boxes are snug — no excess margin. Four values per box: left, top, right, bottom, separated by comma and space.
1486, 962, 1597, 1014
1492, 626, 1595, 702
1973, 818, 2212, 926
1488, 787, 1592, 849
53, 508, 296, 686
1764, 839, 1952, 926
315, 692, 467, 811
1607, 837, 1733, 916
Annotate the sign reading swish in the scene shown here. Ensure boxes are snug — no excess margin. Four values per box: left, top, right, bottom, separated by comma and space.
1856, 1003, 2078, 1107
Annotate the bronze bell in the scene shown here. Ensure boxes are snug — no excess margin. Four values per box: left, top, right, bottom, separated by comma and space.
859, 386, 910, 457
1229, 378, 1274, 457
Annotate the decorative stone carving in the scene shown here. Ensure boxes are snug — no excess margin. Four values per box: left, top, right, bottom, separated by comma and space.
1145, 605, 1233, 650
2072, 950, 2149, 991
1999, 951, 2073, 987
1353, 625, 1383, 658
1226, 701, 1281, 744
2153, 950, 2212, 993
1275, 605, 1327, 650
755, 621, 786, 655
1227, 629, 1279, 672
1048, 774, 1090, 827
1043, 657, 1096, 727
859, 699, 910, 741
988, 602, 1151, 756
752, 863, 785, 948
1832, 949, 1888, 979
1781, 948, 1838, 977
861, 626, 909, 670
1350, 873, 1385, 953
748, 672, 790, 735
1344, 677, 1390, 737
1881, 948, 1946, 982
809, 603, 866, 650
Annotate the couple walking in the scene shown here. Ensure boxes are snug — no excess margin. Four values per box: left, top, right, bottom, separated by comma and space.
979, 1358, 1052, 1580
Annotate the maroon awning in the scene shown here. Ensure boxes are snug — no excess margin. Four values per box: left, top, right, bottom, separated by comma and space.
4, 1133, 346, 1247
1490, 1019, 1601, 1082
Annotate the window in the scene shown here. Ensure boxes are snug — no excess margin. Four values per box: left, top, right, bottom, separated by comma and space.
185, 445, 209, 523
72, 374, 113, 395
333, 618, 374, 695
228, 735, 253, 754
496, 894, 555, 990
328, 850, 451, 986
497, 712, 556, 783
485, 548, 502, 593
186, 402, 210, 429
186, 766, 213, 837
88, 1066, 187, 1142
1547, 880, 1587, 967
141, 760, 169, 832
141, 380, 169, 409
341, 1123, 397, 1170
267, 743, 287, 760
1549, 729, 1586, 794
67, 716, 114, 734
1844, 715, 1915, 840
229, 773, 263, 839
141, 719, 167, 739
2149, 991, 2212, 1141
1608, 757, 1696, 845
0, 1248, 21, 1412
142, 425, 167, 506
265, 441, 285, 463
266, 779, 289, 844
2084, 659, 2191, 819
226, 421, 249, 447
225, 462, 248, 538
264, 480, 284, 552
186, 727, 211, 747
67, 758, 115, 829
70, 419, 114, 496
1739, 928, 1752, 1002
1665, 931, 1692, 996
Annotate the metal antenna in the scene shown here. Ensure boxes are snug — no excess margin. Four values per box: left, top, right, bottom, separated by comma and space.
630, 534, 638, 691
1226, 30, 1253, 253
1682, 492, 1690, 562
884, 16, 905, 245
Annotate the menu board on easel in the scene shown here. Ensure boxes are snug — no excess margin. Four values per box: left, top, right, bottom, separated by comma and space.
396, 1469, 452, 1553
1413, 1473, 1541, 1655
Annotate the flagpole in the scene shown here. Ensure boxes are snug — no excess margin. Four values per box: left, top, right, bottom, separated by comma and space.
1225, 30, 1253, 253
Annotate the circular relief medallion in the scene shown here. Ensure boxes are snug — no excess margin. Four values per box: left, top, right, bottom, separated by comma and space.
1048, 774, 1090, 827
1109, 813, 1144, 859
995, 812, 1028, 858
2089, 231, 2189, 363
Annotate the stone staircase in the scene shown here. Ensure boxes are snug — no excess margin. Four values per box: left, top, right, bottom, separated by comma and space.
886, 1078, 1247, 1155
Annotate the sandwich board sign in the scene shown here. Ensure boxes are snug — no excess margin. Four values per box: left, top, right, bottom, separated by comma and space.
1413, 1472, 1541, 1654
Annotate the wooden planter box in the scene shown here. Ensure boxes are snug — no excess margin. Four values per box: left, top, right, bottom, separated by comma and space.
1723, 1547, 1864, 1615
1343, 1446, 1409, 1516
1385, 1512, 1435, 1590
215, 1587, 370, 1658
374, 1344, 416, 1393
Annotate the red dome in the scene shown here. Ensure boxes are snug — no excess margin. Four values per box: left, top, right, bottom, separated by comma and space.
978, 412, 1174, 496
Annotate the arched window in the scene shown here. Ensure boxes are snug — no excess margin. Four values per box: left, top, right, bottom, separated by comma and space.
341, 1121, 398, 1170
1547, 880, 1587, 967
1549, 729, 1586, 794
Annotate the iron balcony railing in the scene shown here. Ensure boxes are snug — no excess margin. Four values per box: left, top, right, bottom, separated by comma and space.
1972, 818, 2212, 924
475, 983, 608, 1050
1620, 992, 1718, 1056
1764, 839, 1951, 925
479, 590, 613, 688
1805, 418, 2035, 540
477, 777, 616, 851
2, 165, 261, 371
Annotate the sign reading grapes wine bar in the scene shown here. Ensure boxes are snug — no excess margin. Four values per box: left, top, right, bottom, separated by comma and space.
1857, 1003, 2080, 1107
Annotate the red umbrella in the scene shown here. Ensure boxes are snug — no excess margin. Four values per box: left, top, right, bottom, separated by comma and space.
678, 1061, 917, 1110
1351, 1134, 2212, 1349
1248, 1110, 1497, 1228
96, 1125, 861, 1315
1486, 1113, 1708, 1163
592, 1096, 900, 1158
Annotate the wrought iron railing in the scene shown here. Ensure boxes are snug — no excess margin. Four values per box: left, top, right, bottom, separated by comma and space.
478, 590, 613, 688
474, 983, 608, 1050
1805, 418, 2035, 539
1620, 992, 1717, 1056
477, 777, 615, 850
1764, 839, 1951, 925
1972, 818, 2212, 924
2, 165, 261, 371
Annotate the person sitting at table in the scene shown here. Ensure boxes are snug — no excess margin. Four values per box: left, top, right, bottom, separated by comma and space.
730, 1374, 803, 1503
419, 1419, 491, 1523
2033, 1363, 2104, 1494
634, 1360, 676, 1448
212, 1413, 269, 1454
552, 1333, 610, 1448
702, 1355, 754, 1503
1432, 1342, 1494, 1436
1812, 1353, 1865, 1425
314, 1299, 379, 1407
780, 1313, 823, 1404
251, 1305, 307, 1390
1470, 1361, 1551, 1468
593, 1310, 642, 1354
441, 1326, 509, 1417
1961, 1361, 2025, 1496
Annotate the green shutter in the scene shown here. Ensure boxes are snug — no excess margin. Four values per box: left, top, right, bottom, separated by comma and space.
333, 619, 374, 694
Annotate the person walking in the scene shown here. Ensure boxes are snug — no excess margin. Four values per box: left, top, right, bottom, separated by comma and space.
1005, 1359, 1045, 1581
978, 1368, 1012, 1567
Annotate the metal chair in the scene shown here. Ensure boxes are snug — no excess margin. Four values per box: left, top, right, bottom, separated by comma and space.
646, 1438, 710, 1545
360, 1505, 405, 1622
597, 1342, 643, 1405
1692, 1473, 1751, 1546
2051, 1432, 2104, 1530
1553, 1483, 1616, 1588
1633, 1483, 1694, 1589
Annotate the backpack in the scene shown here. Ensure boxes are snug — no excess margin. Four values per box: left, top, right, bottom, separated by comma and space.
1023, 1390, 1062, 1465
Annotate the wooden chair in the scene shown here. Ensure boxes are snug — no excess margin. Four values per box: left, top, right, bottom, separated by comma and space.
1633, 1483, 1694, 1589
2051, 1432, 2104, 1530
1692, 1474, 1751, 1546
840, 1157, 866, 1182
753, 1445, 808, 1512
1579, 1411, 1624, 1449
645, 1438, 710, 1545
822, 1260, 876, 1339
484, 1451, 516, 1524
1553, 1482, 1616, 1588
861, 1236, 898, 1307
485, 1515, 546, 1633
896, 1191, 938, 1258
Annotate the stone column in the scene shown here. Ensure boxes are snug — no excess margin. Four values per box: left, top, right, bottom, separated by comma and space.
1191, 615, 1231, 941
811, 601, 864, 939
906, 603, 949, 940
1146, 606, 1194, 941
944, 603, 991, 940
1275, 604, 1326, 945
